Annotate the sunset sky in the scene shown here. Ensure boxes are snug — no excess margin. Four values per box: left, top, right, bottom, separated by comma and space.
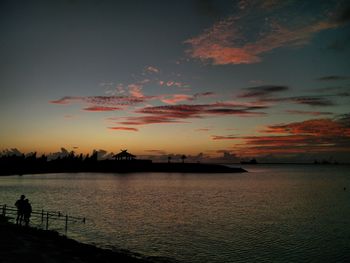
1, 0, 350, 162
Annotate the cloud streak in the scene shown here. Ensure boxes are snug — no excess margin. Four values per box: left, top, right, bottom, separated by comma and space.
274, 96, 335, 107
50, 95, 146, 106
111, 102, 267, 127
83, 106, 123, 112
250, 96, 335, 107
108, 127, 138, 132
235, 84, 336, 107
237, 85, 289, 98
261, 118, 350, 136
211, 135, 237, 140
316, 75, 349, 81
285, 110, 334, 116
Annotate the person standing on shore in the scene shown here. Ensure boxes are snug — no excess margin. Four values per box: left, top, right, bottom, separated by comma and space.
23, 199, 32, 227
15, 195, 26, 225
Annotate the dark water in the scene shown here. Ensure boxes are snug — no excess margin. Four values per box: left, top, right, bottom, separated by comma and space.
1, 165, 350, 262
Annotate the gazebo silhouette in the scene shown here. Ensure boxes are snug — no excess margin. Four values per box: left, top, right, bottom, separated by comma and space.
113, 149, 136, 161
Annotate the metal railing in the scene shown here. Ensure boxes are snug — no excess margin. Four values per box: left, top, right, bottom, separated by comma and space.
1, 204, 86, 234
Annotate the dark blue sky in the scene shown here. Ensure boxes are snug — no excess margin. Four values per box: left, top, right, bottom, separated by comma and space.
1, 0, 350, 162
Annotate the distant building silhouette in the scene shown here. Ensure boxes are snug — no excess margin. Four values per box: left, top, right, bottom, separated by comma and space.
113, 150, 136, 161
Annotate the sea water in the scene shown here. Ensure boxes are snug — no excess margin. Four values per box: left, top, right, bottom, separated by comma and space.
0, 165, 349, 262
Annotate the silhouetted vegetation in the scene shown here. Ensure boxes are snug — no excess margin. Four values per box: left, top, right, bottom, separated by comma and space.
0, 150, 246, 176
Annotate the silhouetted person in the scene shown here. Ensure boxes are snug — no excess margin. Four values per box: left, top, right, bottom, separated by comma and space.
15, 195, 26, 225
23, 199, 32, 227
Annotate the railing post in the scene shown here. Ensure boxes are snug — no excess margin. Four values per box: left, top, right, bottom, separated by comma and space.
0, 205, 85, 234
46, 212, 49, 230
65, 215, 68, 234
2, 204, 6, 216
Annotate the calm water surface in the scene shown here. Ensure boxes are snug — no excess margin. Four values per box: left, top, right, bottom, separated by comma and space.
1, 165, 350, 262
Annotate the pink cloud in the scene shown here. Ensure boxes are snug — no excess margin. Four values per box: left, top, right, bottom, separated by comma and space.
184, 2, 339, 65
128, 83, 144, 98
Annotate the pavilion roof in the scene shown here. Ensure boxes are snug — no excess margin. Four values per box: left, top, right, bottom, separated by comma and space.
113, 150, 136, 158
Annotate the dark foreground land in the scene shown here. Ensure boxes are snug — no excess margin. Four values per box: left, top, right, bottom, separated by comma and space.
0, 216, 178, 263
0, 157, 247, 176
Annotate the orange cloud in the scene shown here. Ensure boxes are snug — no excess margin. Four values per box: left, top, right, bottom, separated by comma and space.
211, 135, 237, 140
161, 94, 193, 104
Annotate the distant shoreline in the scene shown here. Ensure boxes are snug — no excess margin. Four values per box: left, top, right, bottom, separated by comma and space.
238, 162, 347, 165
0, 161, 247, 176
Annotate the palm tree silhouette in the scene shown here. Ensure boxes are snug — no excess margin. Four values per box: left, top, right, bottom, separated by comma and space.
181, 155, 187, 163
168, 156, 172, 163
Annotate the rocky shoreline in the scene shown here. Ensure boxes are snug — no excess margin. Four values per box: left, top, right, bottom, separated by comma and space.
0, 216, 179, 263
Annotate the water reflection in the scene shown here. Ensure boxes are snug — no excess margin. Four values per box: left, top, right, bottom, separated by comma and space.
0, 166, 350, 262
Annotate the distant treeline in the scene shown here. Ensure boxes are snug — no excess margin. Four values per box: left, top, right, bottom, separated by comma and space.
0, 151, 148, 176
0, 151, 246, 175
